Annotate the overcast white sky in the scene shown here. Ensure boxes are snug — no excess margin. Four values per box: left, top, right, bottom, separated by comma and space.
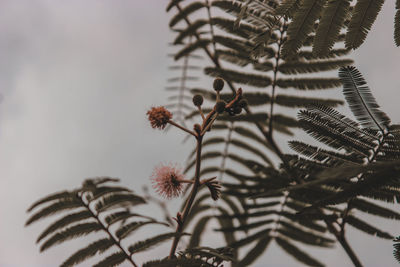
0, 1, 399, 267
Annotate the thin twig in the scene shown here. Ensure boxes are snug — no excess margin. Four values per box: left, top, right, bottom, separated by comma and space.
168, 120, 197, 137
201, 113, 218, 135
198, 106, 206, 121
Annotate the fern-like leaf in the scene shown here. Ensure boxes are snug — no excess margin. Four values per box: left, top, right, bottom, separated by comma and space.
129, 232, 188, 254
61, 238, 114, 267
40, 222, 103, 252
313, 0, 350, 56
105, 210, 152, 226
27, 178, 172, 266
339, 66, 391, 130
27, 191, 75, 212
36, 210, 92, 243
169, 2, 206, 27
94, 193, 146, 213
92, 252, 126, 267
115, 221, 167, 240
275, 237, 324, 267
346, 215, 393, 239
345, 0, 385, 49
275, 0, 301, 17
238, 237, 271, 266
351, 198, 400, 220
394, 236, 400, 263
26, 197, 81, 226
281, 0, 326, 58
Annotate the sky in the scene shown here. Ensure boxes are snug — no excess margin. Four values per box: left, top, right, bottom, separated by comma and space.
0, 1, 399, 267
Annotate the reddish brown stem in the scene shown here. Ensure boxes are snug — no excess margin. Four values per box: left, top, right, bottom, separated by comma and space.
169, 136, 203, 258
168, 120, 197, 137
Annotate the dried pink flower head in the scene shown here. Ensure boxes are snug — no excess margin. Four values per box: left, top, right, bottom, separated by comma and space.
151, 163, 184, 199
147, 106, 172, 129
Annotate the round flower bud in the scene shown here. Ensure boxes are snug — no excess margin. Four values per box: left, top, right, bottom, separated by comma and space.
215, 101, 226, 113
192, 94, 204, 107
238, 99, 248, 108
213, 77, 225, 91
233, 106, 242, 114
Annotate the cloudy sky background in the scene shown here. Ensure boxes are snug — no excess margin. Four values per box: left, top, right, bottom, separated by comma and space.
0, 1, 399, 266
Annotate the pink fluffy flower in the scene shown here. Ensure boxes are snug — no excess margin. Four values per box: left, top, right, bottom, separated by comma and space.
151, 163, 184, 199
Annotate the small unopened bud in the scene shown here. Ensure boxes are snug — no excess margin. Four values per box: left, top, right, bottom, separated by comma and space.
213, 77, 225, 92
233, 106, 242, 114
173, 212, 183, 226
215, 101, 226, 113
238, 99, 248, 108
193, 123, 201, 133
192, 94, 204, 107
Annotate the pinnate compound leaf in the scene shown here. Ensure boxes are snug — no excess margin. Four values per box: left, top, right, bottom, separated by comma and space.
346, 215, 393, 239
188, 216, 211, 248
95, 193, 146, 213
275, 237, 324, 267
37, 210, 92, 243
313, 0, 350, 56
351, 198, 400, 220
339, 66, 391, 130
282, 0, 326, 58
92, 252, 126, 267
345, 0, 384, 49
129, 232, 189, 254
26, 197, 82, 226
27, 191, 75, 212
169, 2, 206, 27
40, 222, 103, 252
238, 237, 271, 266
61, 238, 114, 267
116, 221, 167, 240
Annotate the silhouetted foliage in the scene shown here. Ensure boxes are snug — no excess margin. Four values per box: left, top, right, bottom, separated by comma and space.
26, 1, 400, 266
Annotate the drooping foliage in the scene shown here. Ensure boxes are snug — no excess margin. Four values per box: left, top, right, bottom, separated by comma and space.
274, 0, 400, 56
26, 178, 232, 267
252, 66, 400, 256
274, 66, 400, 207
25, 1, 400, 267
166, 0, 353, 265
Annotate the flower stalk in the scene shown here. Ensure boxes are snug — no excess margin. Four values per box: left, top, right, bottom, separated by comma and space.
168, 134, 203, 258
147, 78, 244, 259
